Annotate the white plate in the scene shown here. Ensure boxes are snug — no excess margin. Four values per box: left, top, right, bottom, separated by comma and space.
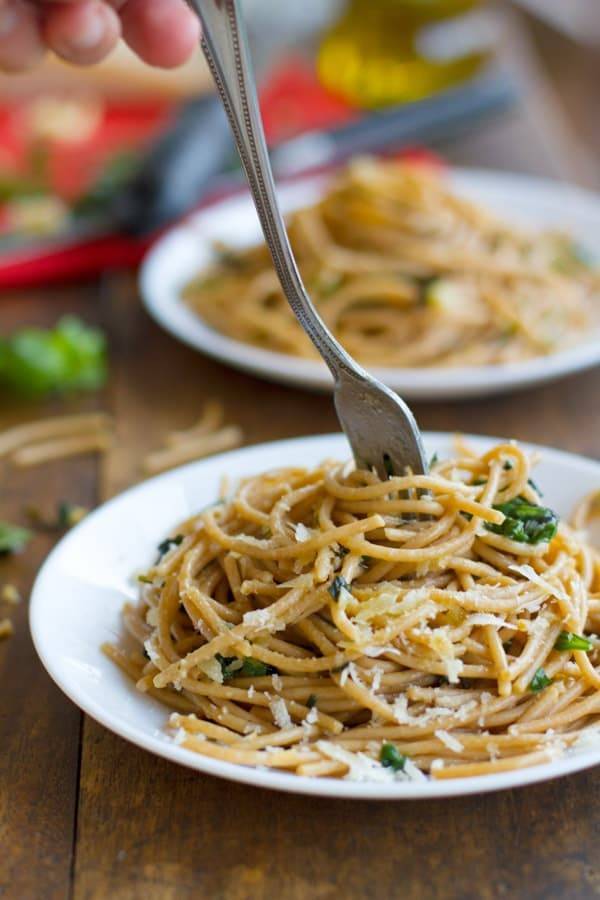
140, 169, 600, 400
30, 432, 600, 799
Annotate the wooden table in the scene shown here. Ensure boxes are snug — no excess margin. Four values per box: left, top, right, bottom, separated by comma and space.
2, 14, 599, 900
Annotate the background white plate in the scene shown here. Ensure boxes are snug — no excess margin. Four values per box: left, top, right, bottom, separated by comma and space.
140, 169, 600, 400
30, 432, 600, 799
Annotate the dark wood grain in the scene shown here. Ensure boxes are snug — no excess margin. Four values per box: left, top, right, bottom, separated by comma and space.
72, 729, 600, 900
0, 288, 103, 900
2, 13, 600, 900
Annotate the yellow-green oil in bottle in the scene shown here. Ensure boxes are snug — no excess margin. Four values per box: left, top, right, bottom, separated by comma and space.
318, 0, 491, 108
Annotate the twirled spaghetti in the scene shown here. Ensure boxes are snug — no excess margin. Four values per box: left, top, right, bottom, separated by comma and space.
105, 441, 600, 782
183, 158, 598, 368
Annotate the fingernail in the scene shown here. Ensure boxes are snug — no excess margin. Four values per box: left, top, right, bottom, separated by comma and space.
0, 2, 18, 38
69, 8, 106, 50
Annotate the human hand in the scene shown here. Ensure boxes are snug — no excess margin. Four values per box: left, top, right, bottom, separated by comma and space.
0, 0, 201, 71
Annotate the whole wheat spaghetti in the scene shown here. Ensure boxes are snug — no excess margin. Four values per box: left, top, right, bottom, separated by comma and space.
142, 402, 243, 476
0, 412, 112, 462
183, 158, 598, 369
105, 441, 600, 782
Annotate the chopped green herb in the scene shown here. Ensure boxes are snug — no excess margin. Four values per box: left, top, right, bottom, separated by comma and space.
527, 478, 543, 497
137, 574, 153, 584
328, 575, 350, 601
486, 496, 558, 545
380, 742, 407, 772
503, 461, 514, 471
554, 631, 594, 652
0, 521, 31, 555
238, 657, 278, 678
552, 240, 594, 274
216, 654, 278, 680
335, 545, 350, 560
307, 694, 317, 709
382, 453, 394, 479
213, 243, 251, 271
429, 452, 439, 469
156, 534, 184, 559
57, 502, 88, 528
360, 555, 373, 569
415, 274, 439, 303
529, 668, 553, 692
0, 316, 107, 396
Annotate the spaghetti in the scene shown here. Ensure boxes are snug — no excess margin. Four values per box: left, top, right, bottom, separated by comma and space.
183, 158, 598, 368
106, 441, 600, 782
0, 412, 113, 470
142, 402, 243, 476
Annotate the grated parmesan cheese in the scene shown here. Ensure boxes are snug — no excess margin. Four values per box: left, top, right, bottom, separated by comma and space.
444, 658, 464, 684
143, 638, 161, 665
393, 694, 456, 726
293, 523, 312, 542
317, 741, 425, 783
243, 608, 273, 631
197, 656, 223, 684
435, 730, 464, 753
571, 728, 600, 754
172, 728, 186, 745
339, 665, 351, 687
304, 706, 319, 726
362, 645, 396, 658
486, 742, 499, 761
243, 722, 262, 734
465, 613, 516, 630
510, 564, 569, 605
371, 666, 384, 692
269, 696, 292, 729
478, 691, 493, 727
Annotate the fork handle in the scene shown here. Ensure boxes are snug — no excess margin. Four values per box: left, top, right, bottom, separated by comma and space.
189, 0, 364, 383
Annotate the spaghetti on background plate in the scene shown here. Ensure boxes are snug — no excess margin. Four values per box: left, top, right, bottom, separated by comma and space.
105, 441, 600, 782
182, 158, 598, 369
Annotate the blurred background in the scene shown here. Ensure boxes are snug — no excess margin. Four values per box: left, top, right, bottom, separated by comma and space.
0, 0, 597, 291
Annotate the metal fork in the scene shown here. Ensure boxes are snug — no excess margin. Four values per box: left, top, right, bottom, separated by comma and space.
189, 0, 428, 478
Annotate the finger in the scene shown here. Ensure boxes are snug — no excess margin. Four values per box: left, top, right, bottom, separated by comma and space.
0, 0, 46, 72
42, 0, 121, 65
119, 0, 200, 69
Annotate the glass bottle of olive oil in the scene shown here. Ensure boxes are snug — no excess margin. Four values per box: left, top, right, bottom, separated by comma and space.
318, 0, 493, 108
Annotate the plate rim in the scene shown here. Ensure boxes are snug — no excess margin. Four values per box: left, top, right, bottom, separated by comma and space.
140, 167, 600, 399
29, 431, 600, 800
